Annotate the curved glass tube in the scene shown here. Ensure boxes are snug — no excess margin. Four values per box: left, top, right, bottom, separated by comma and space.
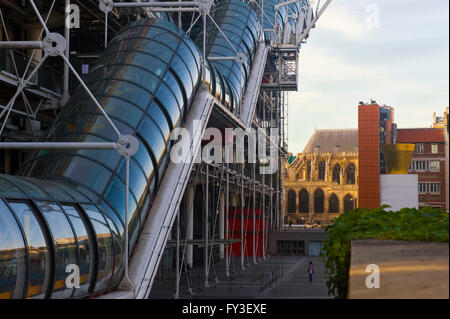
0, 0, 300, 299
196, 0, 261, 115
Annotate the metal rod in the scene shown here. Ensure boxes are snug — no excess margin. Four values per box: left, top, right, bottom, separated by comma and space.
240, 163, 245, 270
0, 56, 47, 134
253, 163, 257, 264
175, 208, 180, 299
204, 163, 209, 287
0, 142, 118, 150
59, 54, 122, 138
61, 0, 71, 106
0, 41, 43, 49
28, 0, 51, 35
208, 56, 238, 61
113, 1, 199, 7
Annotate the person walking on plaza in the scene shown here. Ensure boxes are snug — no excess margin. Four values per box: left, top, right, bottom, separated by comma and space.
307, 261, 314, 284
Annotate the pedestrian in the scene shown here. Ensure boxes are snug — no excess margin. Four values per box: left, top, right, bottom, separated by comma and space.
307, 261, 314, 284
288, 219, 292, 230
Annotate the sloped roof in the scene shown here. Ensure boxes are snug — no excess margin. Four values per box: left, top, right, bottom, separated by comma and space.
397, 128, 444, 143
303, 129, 358, 153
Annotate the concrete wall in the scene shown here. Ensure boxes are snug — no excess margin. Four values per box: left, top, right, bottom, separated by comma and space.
380, 174, 418, 211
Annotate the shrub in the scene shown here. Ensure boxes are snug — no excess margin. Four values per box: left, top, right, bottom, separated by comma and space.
320, 206, 449, 298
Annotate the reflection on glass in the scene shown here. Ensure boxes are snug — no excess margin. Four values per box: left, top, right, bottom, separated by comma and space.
0, 200, 26, 299
80, 204, 115, 292
61, 205, 94, 297
9, 202, 50, 299
35, 201, 77, 299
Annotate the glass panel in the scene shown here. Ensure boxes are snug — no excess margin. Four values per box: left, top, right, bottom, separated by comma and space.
148, 103, 171, 138
102, 177, 140, 250
102, 96, 144, 128
133, 136, 156, 181
163, 72, 185, 114
55, 156, 112, 195
0, 177, 26, 198
138, 116, 167, 167
35, 201, 78, 299
80, 204, 115, 292
20, 178, 73, 202
97, 206, 123, 290
1, 176, 49, 199
0, 200, 26, 299
61, 205, 94, 297
91, 80, 153, 111
117, 158, 148, 203
155, 84, 181, 129
170, 55, 193, 99
9, 202, 50, 299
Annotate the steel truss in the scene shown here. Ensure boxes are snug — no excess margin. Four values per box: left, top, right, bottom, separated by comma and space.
0, 0, 332, 299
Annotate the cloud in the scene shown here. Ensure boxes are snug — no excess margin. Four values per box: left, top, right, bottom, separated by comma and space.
315, 4, 369, 40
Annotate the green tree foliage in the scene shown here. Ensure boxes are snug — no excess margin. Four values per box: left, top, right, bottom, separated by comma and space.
320, 206, 449, 298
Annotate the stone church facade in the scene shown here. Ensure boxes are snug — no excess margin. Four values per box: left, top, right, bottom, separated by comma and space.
284, 129, 359, 224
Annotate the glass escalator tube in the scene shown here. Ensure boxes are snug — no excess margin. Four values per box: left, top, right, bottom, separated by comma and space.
0, 0, 270, 299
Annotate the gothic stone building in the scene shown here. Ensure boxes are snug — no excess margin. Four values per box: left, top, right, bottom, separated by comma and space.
284, 129, 359, 224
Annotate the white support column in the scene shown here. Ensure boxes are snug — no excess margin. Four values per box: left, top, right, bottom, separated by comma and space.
185, 184, 194, 268
219, 191, 225, 259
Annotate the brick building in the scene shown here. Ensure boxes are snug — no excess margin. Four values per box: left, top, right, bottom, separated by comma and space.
397, 127, 447, 210
357, 102, 394, 209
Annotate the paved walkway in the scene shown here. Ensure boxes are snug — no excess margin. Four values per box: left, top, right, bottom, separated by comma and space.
150, 256, 333, 299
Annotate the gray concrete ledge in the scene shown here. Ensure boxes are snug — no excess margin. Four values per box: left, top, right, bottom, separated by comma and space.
348, 239, 449, 299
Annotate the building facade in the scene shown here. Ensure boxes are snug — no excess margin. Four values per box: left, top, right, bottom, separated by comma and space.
397, 126, 447, 211
357, 102, 395, 209
284, 129, 359, 224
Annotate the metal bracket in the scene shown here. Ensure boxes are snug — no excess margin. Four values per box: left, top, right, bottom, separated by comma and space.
198, 0, 213, 13
117, 134, 139, 158
99, 0, 114, 13
235, 52, 247, 65
42, 33, 66, 57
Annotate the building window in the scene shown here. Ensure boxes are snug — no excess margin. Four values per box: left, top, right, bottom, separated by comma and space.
277, 240, 305, 256
411, 160, 429, 171
329, 193, 339, 213
306, 161, 311, 180
418, 183, 427, 193
429, 160, 440, 170
418, 183, 441, 194
344, 194, 355, 213
332, 164, 341, 184
318, 161, 326, 181
431, 144, 438, 154
314, 189, 324, 213
430, 183, 441, 193
346, 163, 356, 184
287, 189, 296, 214
299, 189, 309, 213
416, 144, 424, 154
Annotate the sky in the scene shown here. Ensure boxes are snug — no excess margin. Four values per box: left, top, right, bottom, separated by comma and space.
288, 0, 450, 153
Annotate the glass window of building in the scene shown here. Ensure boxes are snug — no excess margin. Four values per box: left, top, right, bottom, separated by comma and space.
344, 194, 355, 213
0, 200, 27, 299
318, 162, 326, 181
299, 189, 309, 213
9, 202, 51, 299
431, 144, 438, 154
60, 205, 95, 297
287, 189, 296, 214
313, 189, 324, 214
416, 144, 424, 154
329, 194, 339, 213
35, 201, 78, 299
